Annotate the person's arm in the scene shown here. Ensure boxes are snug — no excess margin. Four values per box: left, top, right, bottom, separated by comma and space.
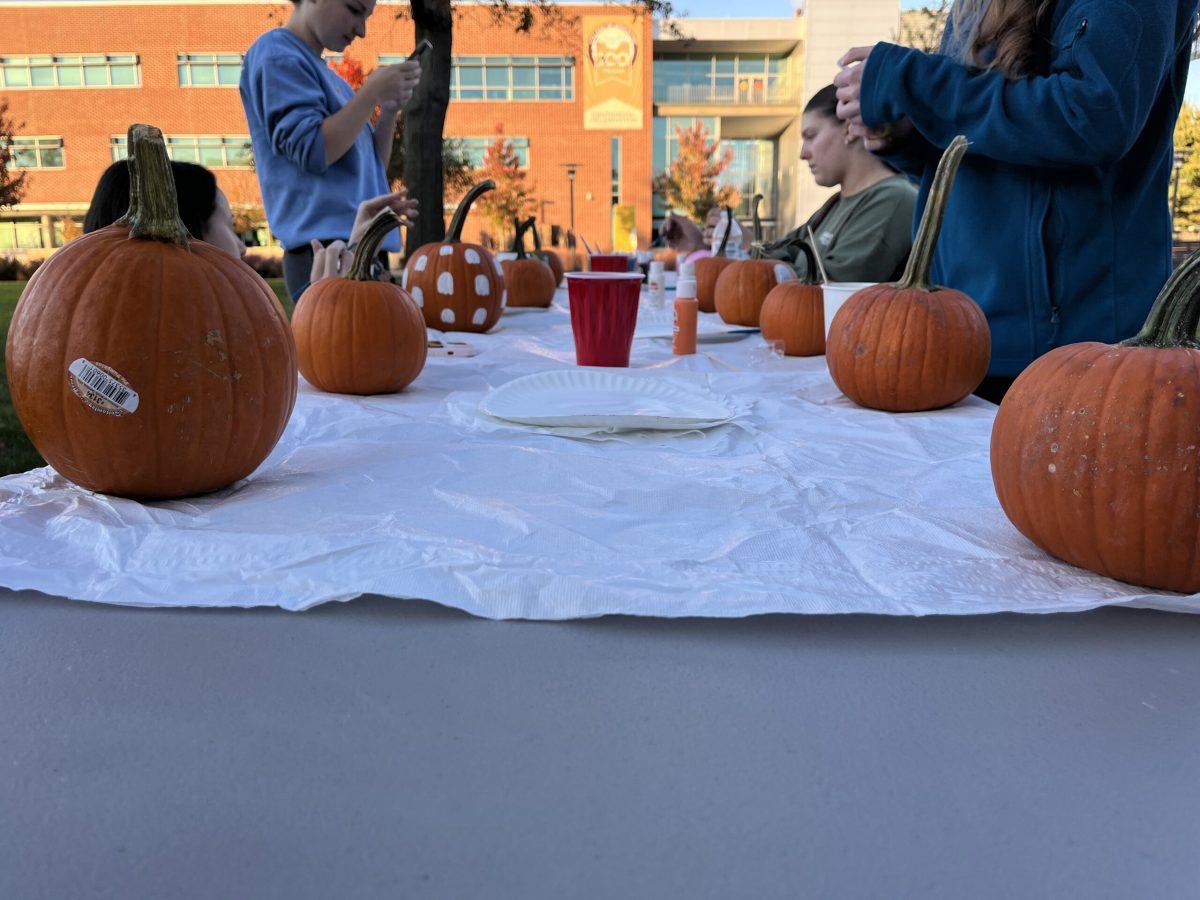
858, 1, 1181, 169
246, 53, 333, 175
874, 126, 939, 181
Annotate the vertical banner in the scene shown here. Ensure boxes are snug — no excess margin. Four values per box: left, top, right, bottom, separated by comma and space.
611, 204, 637, 252
583, 17, 643, 131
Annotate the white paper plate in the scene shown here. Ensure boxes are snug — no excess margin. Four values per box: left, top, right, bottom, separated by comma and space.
633, 308, 758, 343
479, 369, 736, 430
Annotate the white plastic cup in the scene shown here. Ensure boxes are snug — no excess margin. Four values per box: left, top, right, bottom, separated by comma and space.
822, 282, 876, 338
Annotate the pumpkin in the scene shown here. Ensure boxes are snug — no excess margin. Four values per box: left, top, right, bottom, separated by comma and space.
501, 217, 556, 308
4, 124, 297, 500
714, 196, 797, 327
759, 242, 824, 356
293, 209, 427, 395
529, 217, 565, 286
694, 206, 736, 313
990, 251, 1200, 593
826, 136, 989, 412
403, 180, 504, 333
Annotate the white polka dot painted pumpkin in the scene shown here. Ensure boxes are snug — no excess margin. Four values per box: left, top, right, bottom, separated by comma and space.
403, 180, 504, 333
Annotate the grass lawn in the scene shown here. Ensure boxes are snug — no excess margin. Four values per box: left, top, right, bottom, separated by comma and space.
0, 277, 294, 478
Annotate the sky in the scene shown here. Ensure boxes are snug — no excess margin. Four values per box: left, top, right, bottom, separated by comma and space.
669, 0, 1200, 106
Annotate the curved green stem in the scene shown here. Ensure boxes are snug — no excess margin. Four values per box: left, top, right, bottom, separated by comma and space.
896, 135, 968, 292
751, 193, 763, 244
513, 216, 535, 259
447, 180, 495, 243
116, 124, 190, 245
347, 209, 400, 281
1123, 249, 1200, 349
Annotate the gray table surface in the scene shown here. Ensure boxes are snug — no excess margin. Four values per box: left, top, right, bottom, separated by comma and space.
2, 589, 1199, 899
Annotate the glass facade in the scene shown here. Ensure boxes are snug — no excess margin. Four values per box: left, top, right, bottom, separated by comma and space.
10, 137, 64, 169
178, 53, 243, 87
653, 53, 792, 105
653, 116, 777, 235
0, 54, 139, 88
0, 218, 49, 250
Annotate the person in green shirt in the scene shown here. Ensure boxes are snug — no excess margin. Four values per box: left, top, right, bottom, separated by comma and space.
759, 84, 917, 282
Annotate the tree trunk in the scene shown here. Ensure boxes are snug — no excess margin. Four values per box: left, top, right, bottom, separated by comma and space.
404, 0, 453, 251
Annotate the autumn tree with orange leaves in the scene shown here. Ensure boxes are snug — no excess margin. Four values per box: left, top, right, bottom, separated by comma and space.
474, 125, 535, 245
653, 121, 740, 223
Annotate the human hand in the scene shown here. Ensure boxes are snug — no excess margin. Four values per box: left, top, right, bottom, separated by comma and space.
310, 238, 350, 283
367, 60, 422, 111
348, 190, 418, 248
834, 46, 874, 132
847, 116, 915, 154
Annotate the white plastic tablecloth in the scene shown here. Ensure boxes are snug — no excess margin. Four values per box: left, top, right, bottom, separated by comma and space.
2, 289, 1197, 617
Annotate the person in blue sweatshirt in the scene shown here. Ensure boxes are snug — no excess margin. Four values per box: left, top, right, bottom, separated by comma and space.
833, 0, 1199, 403
240, 0, 423, 301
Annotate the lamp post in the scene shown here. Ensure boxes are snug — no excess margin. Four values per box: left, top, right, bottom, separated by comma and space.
561, 162, 580, 249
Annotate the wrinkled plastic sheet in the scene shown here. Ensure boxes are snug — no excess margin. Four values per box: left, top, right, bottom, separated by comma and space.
2, 291, 1197, 617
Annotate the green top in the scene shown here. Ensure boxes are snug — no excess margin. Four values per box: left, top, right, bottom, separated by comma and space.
759, 174, 917, 283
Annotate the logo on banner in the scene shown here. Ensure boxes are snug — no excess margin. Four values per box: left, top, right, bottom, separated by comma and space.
588, 23, 638, 86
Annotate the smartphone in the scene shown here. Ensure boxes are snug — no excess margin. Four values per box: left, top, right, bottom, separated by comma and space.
408, 39, 432, 63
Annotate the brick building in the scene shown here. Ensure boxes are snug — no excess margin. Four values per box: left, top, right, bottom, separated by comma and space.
0, 0, 899, 258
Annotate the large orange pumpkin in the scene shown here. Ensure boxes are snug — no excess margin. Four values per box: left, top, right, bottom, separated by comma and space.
501, 216, 557, 308
991, 251, 1200, 593
4, 124, 297, 500
403, 180, 504, 333
293, 209, 427, 395
694, 206, 736, 313
759, 243, 824, 356
529, 217, 565, 287
826, 136, 989, 412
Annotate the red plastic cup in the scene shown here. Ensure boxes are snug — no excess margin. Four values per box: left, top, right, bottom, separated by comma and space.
589, 253, 630, 273
565, 272, 644, 367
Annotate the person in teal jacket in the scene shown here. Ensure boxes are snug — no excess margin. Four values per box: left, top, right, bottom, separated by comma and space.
834, 0, 1199, 402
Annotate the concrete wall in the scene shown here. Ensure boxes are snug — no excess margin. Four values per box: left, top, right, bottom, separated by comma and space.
792, 0, 900, 230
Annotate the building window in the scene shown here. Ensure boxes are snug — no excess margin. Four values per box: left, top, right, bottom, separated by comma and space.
178, 53, 243, 86
110, 135, 253, 168
0, 54, 139, 88
0, 218, 49, 250
456, 136, 530, 168
396, 55, 573, 101
611, 136, 622, 206
653, 53, 791, 105
9, 137, 65, 169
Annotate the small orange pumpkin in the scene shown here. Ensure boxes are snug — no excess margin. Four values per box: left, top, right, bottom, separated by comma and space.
529, 217, 565, 286
990, 250, 1200, 593
826, 136, 989, 412
759, 243, 824, 356
714, 195, 797, 327
695, 206, 736, 313
501, 216, 557, 308
4, 124, 297, 500
403, 180, 504, 333
293, 209, 427, 395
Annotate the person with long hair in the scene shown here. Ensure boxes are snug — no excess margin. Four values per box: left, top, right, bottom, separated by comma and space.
834, 0, 1199, 402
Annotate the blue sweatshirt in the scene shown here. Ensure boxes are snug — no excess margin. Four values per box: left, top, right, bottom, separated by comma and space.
862, 1, 1198, 377
239, 28, 399, 253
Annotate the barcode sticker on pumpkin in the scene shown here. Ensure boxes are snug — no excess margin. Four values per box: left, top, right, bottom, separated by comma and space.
67, 358, 139, 416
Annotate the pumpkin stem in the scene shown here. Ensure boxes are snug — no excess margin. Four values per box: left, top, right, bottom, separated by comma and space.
1123, 248, 1200, 349
116, 124, 190, 246
513, 216, 531, 260
896, 135, 968, 292
716, 206, 732, 257
347, 209, 400, 281
751, 194, 763, 244
447, 180, 495, 244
